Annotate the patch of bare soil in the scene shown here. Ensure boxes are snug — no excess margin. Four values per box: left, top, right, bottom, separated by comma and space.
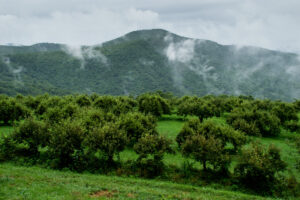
90, 189, 117, 198
127, 193, 135, 198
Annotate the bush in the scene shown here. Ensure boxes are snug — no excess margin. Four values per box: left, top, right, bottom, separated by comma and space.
235, 142, 287, 194
138, 94, 171, 117
61, 103, 79, 119
44, 106, 64, 124
177, 99, 219, 121
293, 100, 300, 111
0, 136, 18, 161
12, 118, 49, 157
284, 120, 300, 133
255, 111, 281, 137
133, 134, 174, 177
75, 95, 91, 107
24, 96, 41, 110
177, 119, 247, 151
134, 134, 173, 162
93, 96, 118, 112
182, 135, 230, 172
0, 99, 30, 125
272, 103, 298, 125
227, 108, 281, 137
118, 112, 157, 147
48, 119, 86, 169
176, 118, 201, 147
81, 109, 116, 131
84, 122, 127, 165
231, 118, 260, 136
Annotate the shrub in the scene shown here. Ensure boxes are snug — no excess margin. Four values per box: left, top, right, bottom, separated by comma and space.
134, 134, 173, 162
0, 99, 29, 125
35, 101, 47, 116
256, 111, 281, 137
84, 122, 127, 165
177, 99, 218, 121
75, 95, 91, 107
177, 119, 247, 151
48, 119, 86, 169
118, 112, 157, 146
227, 108, 281, 137
182, 135, 230, 172
24, 96, 41, 110
235, 142, 287, 194
176, 118, 201, 147
138, 94, 171, 117
81, 109, 116, 131
293, 100, 300, 111
61, 103, 79, 119
272, 103, 298, 125
283, 120, 300, 133
231, 118, 260, 136
93, 96, 118, 112
12, 118, 49, 157
133, 134, 173, 177
0, 136, 18, 161
111, 100, 136, 116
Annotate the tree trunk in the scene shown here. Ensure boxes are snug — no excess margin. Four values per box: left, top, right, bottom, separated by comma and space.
107, 154, 114, 166
203, 160, 207, 171
199, 116, 203, 122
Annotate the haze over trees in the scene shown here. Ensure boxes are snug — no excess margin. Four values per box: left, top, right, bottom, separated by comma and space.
1, 29, 300, 101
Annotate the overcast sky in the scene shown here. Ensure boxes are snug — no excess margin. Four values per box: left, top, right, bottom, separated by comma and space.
0, 0, 299, 53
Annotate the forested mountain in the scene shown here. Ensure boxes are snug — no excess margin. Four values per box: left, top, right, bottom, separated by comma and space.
1, 29, 300, 101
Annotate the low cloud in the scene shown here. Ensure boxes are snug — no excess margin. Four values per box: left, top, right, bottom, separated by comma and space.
1, 0, 300, 53
63, 45, 108, 69
2, 57, 24, 85
164, 35, 195, 63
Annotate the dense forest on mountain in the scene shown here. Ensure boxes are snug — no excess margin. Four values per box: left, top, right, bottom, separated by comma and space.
1, 29, 300, 101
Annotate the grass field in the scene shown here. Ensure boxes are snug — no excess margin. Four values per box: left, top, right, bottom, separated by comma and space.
0, 115, 299, 199
0, 163, 274, 200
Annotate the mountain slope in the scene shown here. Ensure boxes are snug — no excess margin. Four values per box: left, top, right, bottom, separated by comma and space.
0, 29, 299, 100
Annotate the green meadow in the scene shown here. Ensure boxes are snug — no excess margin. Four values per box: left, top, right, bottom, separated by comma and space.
1, 113, 299, 199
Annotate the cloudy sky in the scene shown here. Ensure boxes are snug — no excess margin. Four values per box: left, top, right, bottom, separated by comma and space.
0, 0, 299, 53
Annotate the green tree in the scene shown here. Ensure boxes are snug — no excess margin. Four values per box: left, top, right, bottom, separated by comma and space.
84, 122, 127, 164
138, 94, 171, 117
133, 134, 174, 177
182, 135, 229, 171
227, 108, 281, 137
235, 142, 287, 194
134, 134, 173, 162
118, 112, 157, 146
177, 119, 246, 151
75, 94, 91, 107
272, 103, 298, 124
48, 119, 85, 169
0, 99, 29, 125
12, 118, 49, 157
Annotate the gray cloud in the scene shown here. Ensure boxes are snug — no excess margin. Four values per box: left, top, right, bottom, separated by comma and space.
0, 0, 300, 53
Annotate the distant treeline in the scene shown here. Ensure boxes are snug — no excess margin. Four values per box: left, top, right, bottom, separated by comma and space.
0, 92, 300, 197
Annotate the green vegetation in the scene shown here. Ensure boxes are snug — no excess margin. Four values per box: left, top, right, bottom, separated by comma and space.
0, 163, 273, 200
1, 93, 300, 199
1, 29, 300, 101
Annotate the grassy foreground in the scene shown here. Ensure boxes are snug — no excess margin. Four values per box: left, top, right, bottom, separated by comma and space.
0, 163, 274, 200
0, 114, 299, 199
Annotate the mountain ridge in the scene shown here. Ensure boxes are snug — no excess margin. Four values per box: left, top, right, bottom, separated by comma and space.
1, 29, 298, 55
0, 29, 299, 101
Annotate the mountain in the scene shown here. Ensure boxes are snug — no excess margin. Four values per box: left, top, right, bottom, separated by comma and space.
0, 29, 300, 101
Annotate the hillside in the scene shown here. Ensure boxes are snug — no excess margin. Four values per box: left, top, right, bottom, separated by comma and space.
0, 29, 300, 101
0, 163, 272, 200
